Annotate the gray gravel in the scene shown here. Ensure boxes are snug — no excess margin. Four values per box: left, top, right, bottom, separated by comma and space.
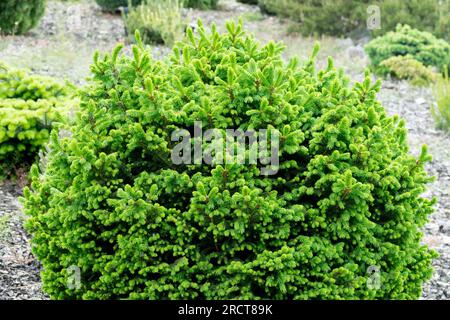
0, 185, 48, 300
0, 0, 449, 300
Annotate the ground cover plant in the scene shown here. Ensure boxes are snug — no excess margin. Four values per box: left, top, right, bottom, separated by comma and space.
23, 20, 437, 300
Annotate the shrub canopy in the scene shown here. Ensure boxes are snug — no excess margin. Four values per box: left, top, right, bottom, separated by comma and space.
24, 22, 436, 300
0, 64, 74, 179
365, 24, 450, 76
0, 0, 46, 35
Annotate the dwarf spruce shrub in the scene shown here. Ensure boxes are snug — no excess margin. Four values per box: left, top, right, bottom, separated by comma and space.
0, 64, 74, 179
0, 0, 46, 35
365, 25, 450, 76
24, 21, 436, 300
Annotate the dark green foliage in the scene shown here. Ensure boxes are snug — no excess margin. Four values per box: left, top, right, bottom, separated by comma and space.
237, 0, 259, 4
0, 0, 46, 35
184, 0, 219, 9
371, 0, 449, 41
259, 0, 369, 37
95, 0, 143, 11
365, 25, 450, 76
97, 0, 217, 11
0, 64, 74, 179
258, 0, 449, 40
24, 22, 436, 300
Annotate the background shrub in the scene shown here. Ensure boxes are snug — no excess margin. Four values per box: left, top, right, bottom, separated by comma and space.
184, 0, 219, 9
237, 0, 258, 4
380, 56, 438, 86
24, 22, 436, 300
124, 0, 185, 46
365, 25, 450, 76
259, 0, 368, 37
95, 0, 143, 11
432, 70, 450, 131
258, 0, 449, 40
372, 0, 450, 41
0, 63, 73, 179
0, 0, 46, 35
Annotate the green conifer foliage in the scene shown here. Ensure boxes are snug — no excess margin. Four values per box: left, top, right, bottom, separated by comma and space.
0, 64, 74, 179
365, 25, 450, 76
23, 21, 436, 299
0, 0, 46, 35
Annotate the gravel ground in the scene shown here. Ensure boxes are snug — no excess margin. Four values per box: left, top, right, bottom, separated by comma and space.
0, 0, 449, 300
0, 184, 48, 300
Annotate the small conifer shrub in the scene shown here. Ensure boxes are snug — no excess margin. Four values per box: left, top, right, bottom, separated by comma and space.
0, 64, 74, 179
365, 25, 450, 76
0, 0, 46, 35
380, 56, 438, 86
24, 21, 436, 300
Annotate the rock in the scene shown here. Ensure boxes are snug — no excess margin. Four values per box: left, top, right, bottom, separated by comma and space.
441, 236, 450, 246
415, 97, 427, 105
439, 222, 450, 235
347, 45, 366, 60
